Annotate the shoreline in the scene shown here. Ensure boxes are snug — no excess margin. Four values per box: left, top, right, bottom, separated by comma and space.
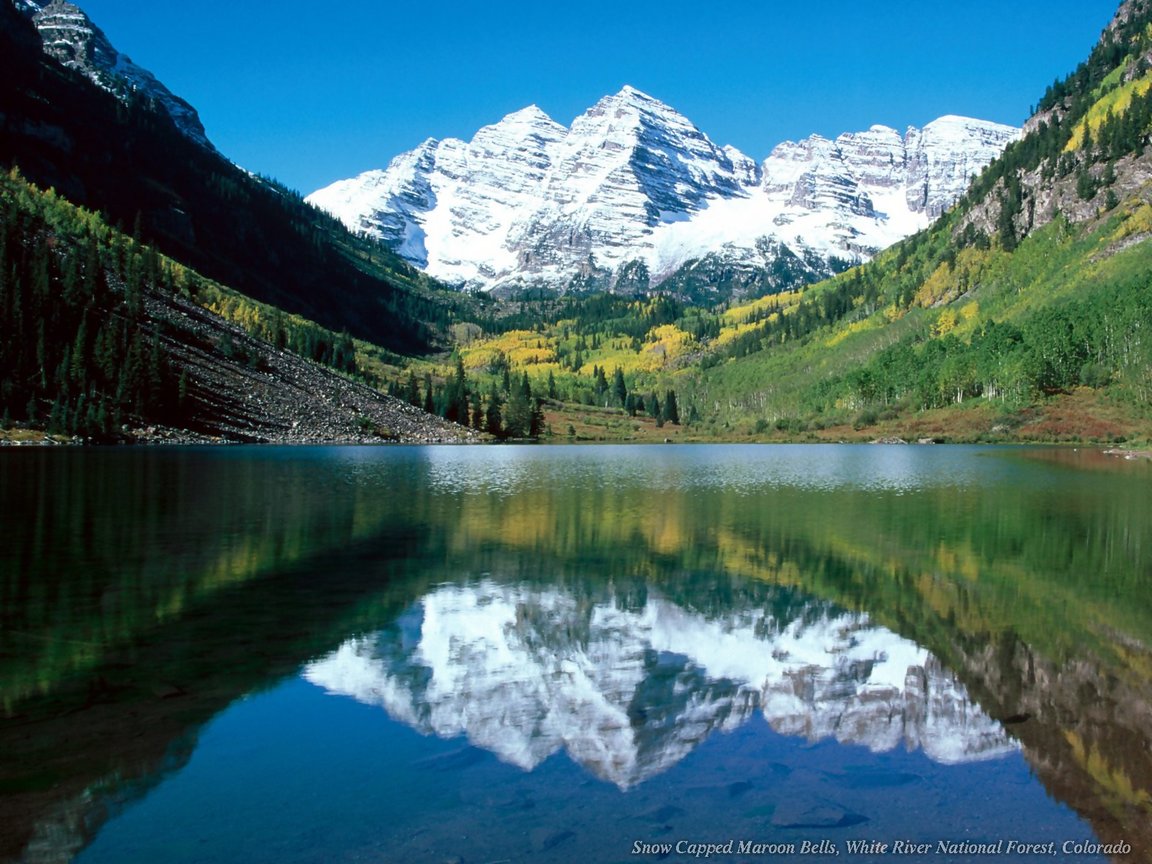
2, 425, 1146, 451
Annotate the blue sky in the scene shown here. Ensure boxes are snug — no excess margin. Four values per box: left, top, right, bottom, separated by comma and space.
77, 1, 1120, 194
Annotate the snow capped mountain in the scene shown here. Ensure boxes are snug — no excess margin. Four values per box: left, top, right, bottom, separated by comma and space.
307, 88, 1018, 295
15, 0, 213, 150
304, 580, 1016, 788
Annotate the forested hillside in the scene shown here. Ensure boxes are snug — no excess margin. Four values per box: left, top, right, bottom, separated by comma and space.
682, 0, 1152, 439
0, 1, 462, 356
3, 0, 1150, 445
0, 168, 475, 443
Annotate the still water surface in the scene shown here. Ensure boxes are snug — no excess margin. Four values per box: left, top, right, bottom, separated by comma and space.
1, 445, 1149, 863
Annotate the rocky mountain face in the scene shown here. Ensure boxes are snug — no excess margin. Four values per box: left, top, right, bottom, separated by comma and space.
14, 0, 213, 149
304, 580, 1015, 788
956, 0, 1152, 251
308, 88, 1018, 297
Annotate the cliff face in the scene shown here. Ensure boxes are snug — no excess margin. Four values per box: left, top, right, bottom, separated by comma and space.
960, 0, 1152, 247
15, 0, 213, 149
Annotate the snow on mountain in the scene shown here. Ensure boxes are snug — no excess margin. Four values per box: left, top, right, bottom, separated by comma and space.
15, 0, 213, 150
303, 580, 1016, 788
307, 88, 1019, 295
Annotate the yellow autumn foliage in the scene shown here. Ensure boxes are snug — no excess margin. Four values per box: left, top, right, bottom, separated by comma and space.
1064, 730, 1152, 811
1065, 71, 1152, 151
462, 329, 558, 371
716, 319, 770, 347
1112, 201, 1152, 243
825, 317, 877, 348
932, 308, 959, 337
722, 291, 801, 324
916, 262, 956, 308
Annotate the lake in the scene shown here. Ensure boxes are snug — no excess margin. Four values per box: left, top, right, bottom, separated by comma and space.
1, 444, 1149, 863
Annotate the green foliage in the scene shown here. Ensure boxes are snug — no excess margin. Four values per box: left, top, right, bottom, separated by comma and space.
0, 19, 466, 354
687, 197, 1152, 434
0, 169, 177, 436
1036, 8, 1152, 118
662, 389, 680, 425
674, 7, 1152, 437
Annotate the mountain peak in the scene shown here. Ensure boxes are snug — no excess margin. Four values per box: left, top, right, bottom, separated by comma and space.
584, 85, 681, 122
489, 104, 565, 135
309, 90, 1018, 295
927, 114, 976, 125
923, 114, 1010, 130
504, 104, 552, 122
606, 85, 681, 115
616, 84, 648, 100
17, 0, 213, 150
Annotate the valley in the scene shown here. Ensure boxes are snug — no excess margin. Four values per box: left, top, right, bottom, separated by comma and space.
1, 0, 1150, 447
3, 3, 1152, 862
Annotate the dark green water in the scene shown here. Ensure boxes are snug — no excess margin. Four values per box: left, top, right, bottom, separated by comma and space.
1, 445, 1149, 863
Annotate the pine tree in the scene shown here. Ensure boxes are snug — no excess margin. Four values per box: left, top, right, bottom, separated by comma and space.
485, 384, 503, 437
997, 173, 1023, 251
593, 365, 609, 404
470, 390, 484, 430
444, 356, 469, 424
649, 393, 661, 421
612, 367, 627, 407
422, 372, 435, 415
69, 317, 88, 388
405, 371, 420, 407
1076, 165, 1097, 201
504, 374, 533, 438
530, 397, 545, 439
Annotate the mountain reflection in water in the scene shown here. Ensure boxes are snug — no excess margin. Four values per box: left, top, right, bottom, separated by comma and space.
2, 445, 1149, 864
306, 580, 1016, 787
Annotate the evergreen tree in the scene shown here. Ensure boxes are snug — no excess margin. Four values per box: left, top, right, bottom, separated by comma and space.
69, 317, 88, 388
530, 400, 545, 438
485, 384, 503, 437
1076, 165, 1097, 201
593, 365, 609, 404
649, 393, 661, 421
470, 389, 484, 430
422, 372, 435, 415
997, 174, 1023, 252
504, 373, 534, 438
444, 356, 469, 424
612, 366, 627, 407
404, 371, 420, 407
